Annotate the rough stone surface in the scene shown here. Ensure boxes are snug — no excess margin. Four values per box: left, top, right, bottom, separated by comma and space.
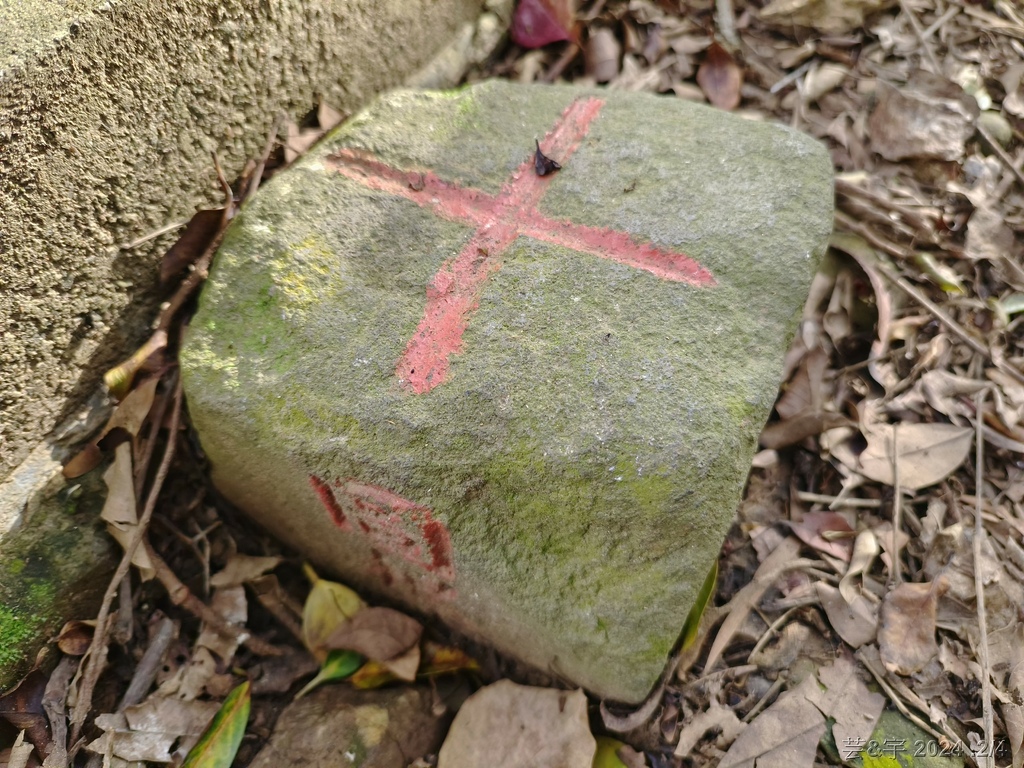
0, 0, 484, 484
0, 466, 117, 691
248, 685, 448, 768
181, 81, 833, 702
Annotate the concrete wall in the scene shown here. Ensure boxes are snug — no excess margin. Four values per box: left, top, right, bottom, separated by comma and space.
0, 0, 486, 483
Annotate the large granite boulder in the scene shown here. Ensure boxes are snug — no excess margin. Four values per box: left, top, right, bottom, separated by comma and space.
181, 81, 833, 703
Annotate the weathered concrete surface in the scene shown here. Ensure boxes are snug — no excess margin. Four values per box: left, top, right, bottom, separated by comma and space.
0, 0, 487, 693
0, 0, 486, 484
181, 81, 833, 702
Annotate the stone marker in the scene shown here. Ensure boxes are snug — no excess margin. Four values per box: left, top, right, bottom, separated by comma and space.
181, 81, 833, 703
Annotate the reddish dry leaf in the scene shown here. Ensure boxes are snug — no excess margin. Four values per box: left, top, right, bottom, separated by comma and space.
511, 0, 576, 48
325, 606, 422, 662
786, 511, 855, 561
696, 42, 742, 111
759, 411, 852, 450
63, 442, 103, 478
160, 208, 224, 285
878, 578, 949, 675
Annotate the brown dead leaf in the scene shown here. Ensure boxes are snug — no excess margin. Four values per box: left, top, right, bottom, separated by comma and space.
806, 656, 885, 751
160, 208, 223, 284
758, 0, 895, 35
868, 71, 979, 162
56, 621, 95, 656
878, 578, 949, 676
585, 27, 622, 83
998, 624, 1024, 768
839, 530, 880, 604
696, 42, 742, 111
325, 606, 423, 663
674, 698, 745, 758
815, 582, 877, 648
209, 554, 282, 588
719, 675, 826, 768
102, 375, 160, 439
786, 511, 855, 561
86, 697, 222, 764
437, 681, 595, 768
100, 443, 155, 581
158, 587, 248, 701
759, 411, 852, 450
383, 643, 421, 682
63, 443, 103, 479
706, 536, 806, 669
857, 421, 974, 491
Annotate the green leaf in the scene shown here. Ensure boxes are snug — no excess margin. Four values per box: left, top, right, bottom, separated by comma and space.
294, 648, 364, 700
911, 252, 965, 295
680, 561, 717, 650
301, 564, 364, 660
180, 680, 251, 768
592, 736, 631, 768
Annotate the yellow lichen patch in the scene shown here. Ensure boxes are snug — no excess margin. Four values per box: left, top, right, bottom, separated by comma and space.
270, 234, 338, 320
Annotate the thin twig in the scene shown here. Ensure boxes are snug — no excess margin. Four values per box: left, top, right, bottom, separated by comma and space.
118, 617, 177, 710
899, 0, 942, 73
892, 424, 903, 585
144, 540, 282, 657
246, 116, 283, 205
716, 0, 739, 45
977, 123, 1024, 192
973, 389, 995, 768
69, 373, 183, 749
116, 218, 189, 250
796, 491, 882, 509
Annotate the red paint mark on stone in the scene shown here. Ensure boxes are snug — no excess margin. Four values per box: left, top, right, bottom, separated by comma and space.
309, 475, 348, 530
311, 475, 456, 597
327, 97, 716, 394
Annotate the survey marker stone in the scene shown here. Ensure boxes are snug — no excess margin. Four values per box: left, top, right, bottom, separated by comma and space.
181, 81, 833, 703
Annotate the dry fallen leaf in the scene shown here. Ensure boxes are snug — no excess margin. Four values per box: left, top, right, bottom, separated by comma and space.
868, 71, 979, 162
100, 442, 156, 581
719, 675, 825, 768
696, 42, 742, 111
878, 578, 949, 675
437, 681, 595, 768
325, 606, 423, 663
758, 0, 895, 35
209, 554, 283, 588
857, 421, 974, 491
787, 511, 855, 562
585, 27, 622, 83
301, 566, 365, 661
86, 697, 222, 764
511, 0, 576, 48
806, 656, 885, 752
815, 582, 877, 648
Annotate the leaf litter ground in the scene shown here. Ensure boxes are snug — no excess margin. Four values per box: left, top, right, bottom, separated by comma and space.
5, 1, 1024, 766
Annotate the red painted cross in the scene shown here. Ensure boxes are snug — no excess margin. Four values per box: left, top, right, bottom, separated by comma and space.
327, 97, 716, 394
